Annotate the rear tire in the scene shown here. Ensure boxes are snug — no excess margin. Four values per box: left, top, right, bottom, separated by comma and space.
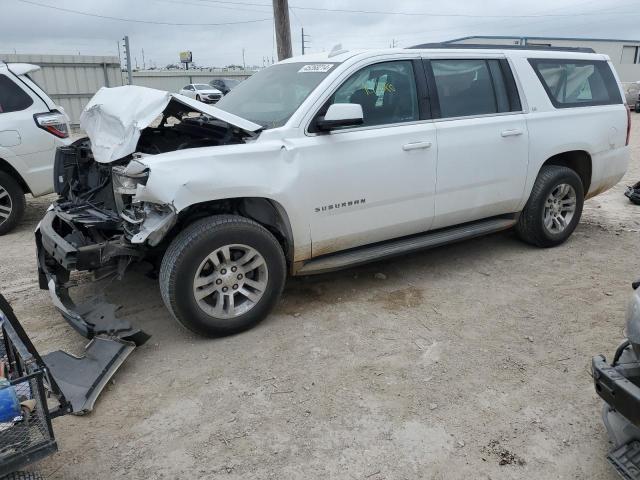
0, 172, 26, 236
159, 215, 286, 337
515, 165, 584, 247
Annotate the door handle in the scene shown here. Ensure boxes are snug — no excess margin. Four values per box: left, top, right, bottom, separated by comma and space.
501, 129, 524, 137
402, 141, 432, 151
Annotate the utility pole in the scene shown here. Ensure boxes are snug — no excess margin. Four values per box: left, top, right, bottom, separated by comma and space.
123, 35, 133, 85
142, 48, 146, 70
272, 0, 292, 60
301, 27, 310, 55
242, 48, 246, 70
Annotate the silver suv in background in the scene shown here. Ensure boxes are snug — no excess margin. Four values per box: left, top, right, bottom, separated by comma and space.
0, 62, 70, 234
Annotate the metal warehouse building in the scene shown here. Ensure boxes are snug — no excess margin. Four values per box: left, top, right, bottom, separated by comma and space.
445, 36, 640, 83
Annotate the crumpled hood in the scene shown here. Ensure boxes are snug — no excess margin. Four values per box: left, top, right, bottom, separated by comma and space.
79, 85, 262, 164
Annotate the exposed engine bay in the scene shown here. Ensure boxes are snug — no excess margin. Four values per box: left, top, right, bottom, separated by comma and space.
51, 101, 254, 259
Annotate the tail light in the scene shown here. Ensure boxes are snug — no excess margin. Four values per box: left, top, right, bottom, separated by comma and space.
627, 105, 631, 146
34, 112, 69, 139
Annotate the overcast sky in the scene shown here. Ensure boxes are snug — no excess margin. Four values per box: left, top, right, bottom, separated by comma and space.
1, 0, 638, 68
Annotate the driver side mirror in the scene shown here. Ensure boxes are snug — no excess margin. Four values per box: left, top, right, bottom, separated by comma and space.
315, 103, 364, 132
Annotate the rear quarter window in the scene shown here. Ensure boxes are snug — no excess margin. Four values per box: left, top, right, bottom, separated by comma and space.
528, 58, 622, 108
0, 74, 34, 113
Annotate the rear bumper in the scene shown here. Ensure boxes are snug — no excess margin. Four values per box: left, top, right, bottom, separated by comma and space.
36, 208, 149, 345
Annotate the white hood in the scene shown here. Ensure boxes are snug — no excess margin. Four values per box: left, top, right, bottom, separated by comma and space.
80, 85, 262, 164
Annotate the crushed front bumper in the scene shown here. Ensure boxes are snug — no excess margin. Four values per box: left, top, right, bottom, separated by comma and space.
36, 208, 150, 346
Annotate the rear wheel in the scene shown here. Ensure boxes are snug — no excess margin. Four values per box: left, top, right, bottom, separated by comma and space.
515, 165, 584, 247
159, 215, 286, 336
0, 172, 26, 236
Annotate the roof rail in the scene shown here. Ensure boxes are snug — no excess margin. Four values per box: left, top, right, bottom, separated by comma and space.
407, 43, 595, 53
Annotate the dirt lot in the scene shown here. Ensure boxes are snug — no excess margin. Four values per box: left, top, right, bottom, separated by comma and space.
2, 121, 640, 480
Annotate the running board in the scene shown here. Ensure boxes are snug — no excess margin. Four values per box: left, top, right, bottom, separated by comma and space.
297, 217, 517, 275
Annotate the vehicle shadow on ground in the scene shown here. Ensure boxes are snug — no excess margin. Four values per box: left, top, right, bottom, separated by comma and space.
95, 227, 539, 343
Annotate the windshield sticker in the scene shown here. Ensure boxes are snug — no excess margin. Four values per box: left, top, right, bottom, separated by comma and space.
298, 64, 334, 73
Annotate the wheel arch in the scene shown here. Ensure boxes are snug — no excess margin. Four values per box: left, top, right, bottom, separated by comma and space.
0, 157, 30, 194
540, 150, 592, 196
169, 197, 295, 265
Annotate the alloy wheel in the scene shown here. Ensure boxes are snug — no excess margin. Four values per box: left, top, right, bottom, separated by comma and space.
192, 244, 269, 319
0, 186, 13, 226
543, 183, 576, 234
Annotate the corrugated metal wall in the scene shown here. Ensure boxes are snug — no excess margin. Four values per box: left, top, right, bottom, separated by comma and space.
131, 70, 253, 93
0, 53, 123, 126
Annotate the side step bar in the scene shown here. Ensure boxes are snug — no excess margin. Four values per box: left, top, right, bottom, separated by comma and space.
297, 216, 517, 275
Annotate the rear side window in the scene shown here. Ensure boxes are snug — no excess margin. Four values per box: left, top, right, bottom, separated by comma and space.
0, 74, 33, 113
430, 59, 521, 118
529, 59, 622, 108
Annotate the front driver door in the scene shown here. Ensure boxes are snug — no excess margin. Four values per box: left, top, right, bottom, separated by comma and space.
293, 59, 438, 257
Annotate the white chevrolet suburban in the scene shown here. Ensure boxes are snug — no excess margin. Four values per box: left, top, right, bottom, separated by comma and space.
36, 45, 630, 341
0, 62, 70, 235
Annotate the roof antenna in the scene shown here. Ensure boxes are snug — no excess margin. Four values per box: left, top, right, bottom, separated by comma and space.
328, 44, 348, 58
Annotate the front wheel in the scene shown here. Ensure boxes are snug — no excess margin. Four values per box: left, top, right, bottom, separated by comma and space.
515, 165, 584, 247
159, 215, 286, 337
196, 94, 201, 102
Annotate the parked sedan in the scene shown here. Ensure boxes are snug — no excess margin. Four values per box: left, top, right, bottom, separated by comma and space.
178, 83, 223, 104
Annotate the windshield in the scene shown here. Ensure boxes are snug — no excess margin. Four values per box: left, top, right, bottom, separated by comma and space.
194, 84, 211, 90
215, 62, 338, 128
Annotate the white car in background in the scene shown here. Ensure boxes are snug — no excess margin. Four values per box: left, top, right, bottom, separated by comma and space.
0, 62, 70, 235
178, 83, 223, 104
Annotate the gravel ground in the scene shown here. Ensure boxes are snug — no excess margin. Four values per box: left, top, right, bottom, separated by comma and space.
1, 119, 640, 479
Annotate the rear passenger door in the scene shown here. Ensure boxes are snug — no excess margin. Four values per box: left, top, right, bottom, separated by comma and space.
424, 58, 529, 229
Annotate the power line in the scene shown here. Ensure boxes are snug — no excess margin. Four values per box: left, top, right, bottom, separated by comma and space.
191, 0, 640, 18
15, 0, 272, 26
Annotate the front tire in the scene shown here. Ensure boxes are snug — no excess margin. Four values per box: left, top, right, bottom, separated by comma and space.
196, 94, 201, 102
159, 215, 286, 337
0, 172, 26, 236
515, 165, 584, 247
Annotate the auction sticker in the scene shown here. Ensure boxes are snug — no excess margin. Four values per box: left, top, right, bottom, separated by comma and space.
298, 64, 334, 73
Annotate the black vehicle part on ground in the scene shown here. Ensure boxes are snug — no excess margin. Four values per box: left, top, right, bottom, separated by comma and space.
0, 293, 138, 476
36, 225, 149, 345
593, 281, 640, 479
625, 181, 640, 205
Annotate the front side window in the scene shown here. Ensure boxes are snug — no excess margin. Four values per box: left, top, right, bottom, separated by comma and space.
215, 62, 338, 129
529, 59, 622, 108
0, 75, 33, 113
431, 59, 516, 118
325, 60, 419, 128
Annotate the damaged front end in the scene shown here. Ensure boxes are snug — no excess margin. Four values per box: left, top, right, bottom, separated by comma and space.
37, 137, 157, 344
36, 85, 262, 344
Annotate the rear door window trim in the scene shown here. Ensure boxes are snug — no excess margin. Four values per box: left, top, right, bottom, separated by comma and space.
422, 57, 523, 120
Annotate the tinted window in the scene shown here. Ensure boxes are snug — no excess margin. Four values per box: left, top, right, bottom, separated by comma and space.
431, 59, 516, 118
326, 60, 419, 128
0, 75, 33, 113
529, 59, 622, 108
